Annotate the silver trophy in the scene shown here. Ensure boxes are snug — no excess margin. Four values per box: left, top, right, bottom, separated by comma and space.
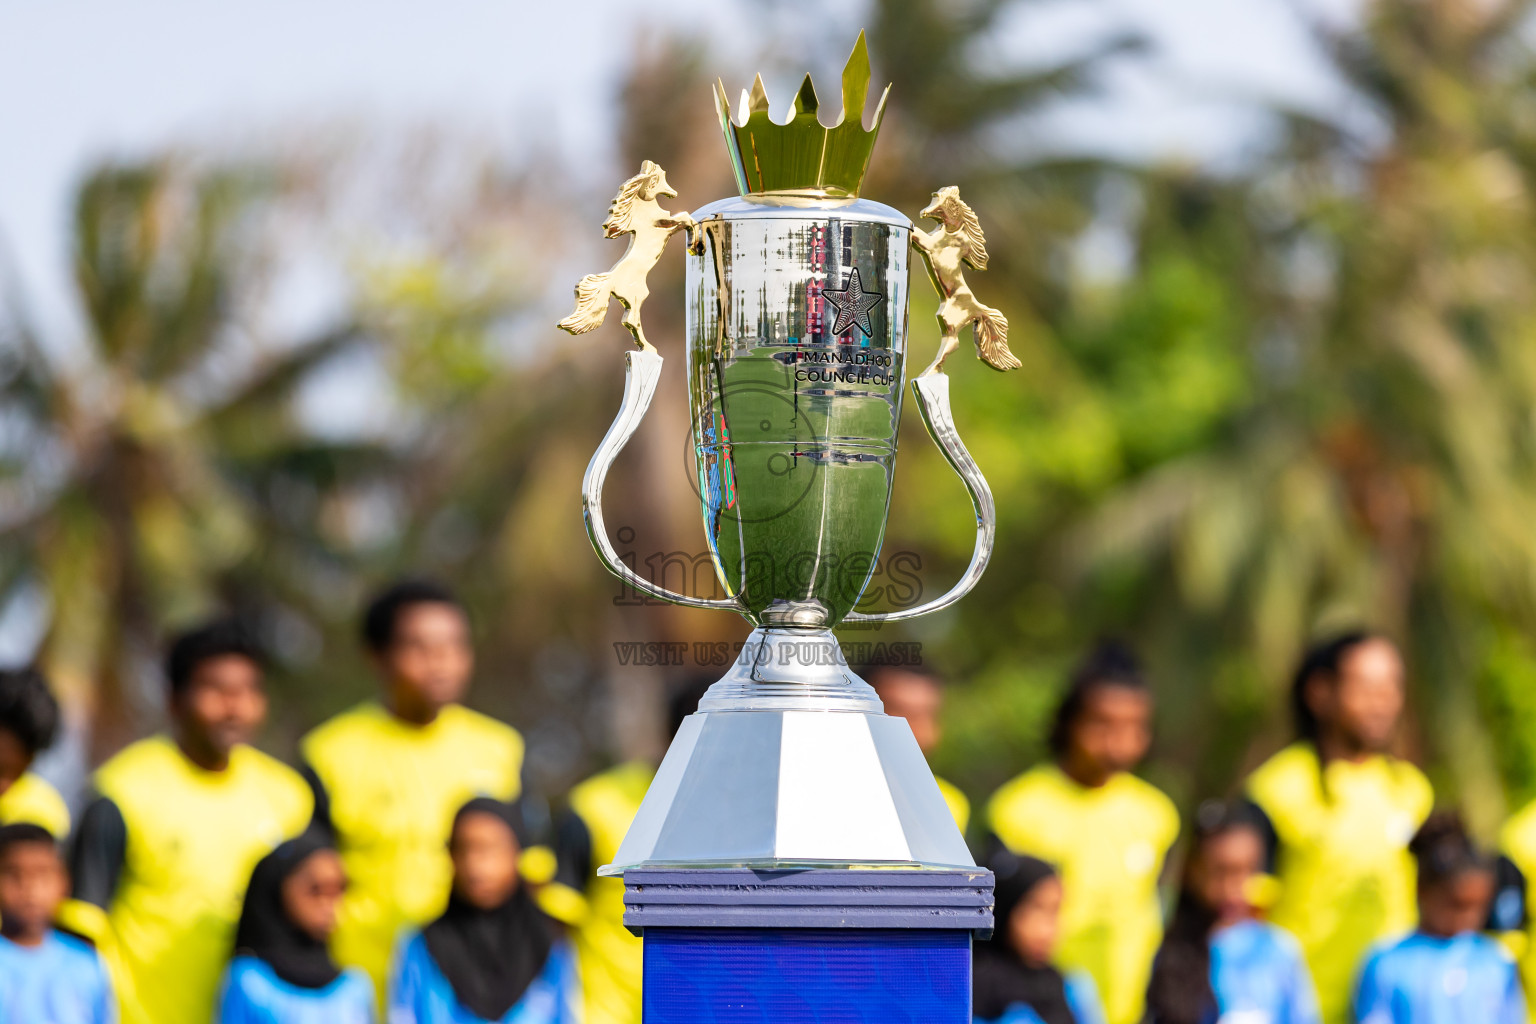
558, 34, 1017, 873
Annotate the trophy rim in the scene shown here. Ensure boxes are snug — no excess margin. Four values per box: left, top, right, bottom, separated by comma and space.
692, 194, 911, 228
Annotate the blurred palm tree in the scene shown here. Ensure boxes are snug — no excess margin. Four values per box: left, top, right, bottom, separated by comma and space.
0, 161, 382, 758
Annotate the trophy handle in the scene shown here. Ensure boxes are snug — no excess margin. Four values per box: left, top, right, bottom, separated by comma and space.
843, 373, 995, 623
583, 348, 742, 611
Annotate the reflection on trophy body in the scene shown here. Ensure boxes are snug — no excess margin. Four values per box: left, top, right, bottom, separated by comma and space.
558, 31, 1012, 1021
687, 202, 908, 631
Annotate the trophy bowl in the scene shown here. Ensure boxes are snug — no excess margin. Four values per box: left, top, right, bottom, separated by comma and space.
687, 196, 908, 632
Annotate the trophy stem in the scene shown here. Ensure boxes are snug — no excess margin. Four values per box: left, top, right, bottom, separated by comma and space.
697, 627, 882, 714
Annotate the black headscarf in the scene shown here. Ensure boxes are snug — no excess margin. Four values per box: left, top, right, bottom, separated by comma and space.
972, 850, 1077, 1024
422, 797, 555, 1020
234, 829, 343, 990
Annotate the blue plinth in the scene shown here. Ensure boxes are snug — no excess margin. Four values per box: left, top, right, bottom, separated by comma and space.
625, 868, 993, 1024
644, 927, 971, 1024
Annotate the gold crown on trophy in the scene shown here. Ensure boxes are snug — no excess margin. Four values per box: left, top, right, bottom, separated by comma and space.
715, 32, 891, 199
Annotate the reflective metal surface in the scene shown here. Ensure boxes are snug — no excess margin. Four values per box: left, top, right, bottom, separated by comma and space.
581, 349, 740, 611
696, 628, 881, 713
602, 705, 975, 874
687, 197, 909, 629
843, 374, 995, 623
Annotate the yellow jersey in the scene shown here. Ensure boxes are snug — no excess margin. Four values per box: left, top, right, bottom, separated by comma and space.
1245, 742, 1432, 1024
935, 774, 971, 836
66, 736, 311, 1024
985, 764, 1179, 1024
301, 701, 524, 998
555, 760, 654, 1024
0, 770, 70, 837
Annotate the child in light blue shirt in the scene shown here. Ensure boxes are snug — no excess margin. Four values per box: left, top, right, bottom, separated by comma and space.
1354, 812, 1524, 1024
1144, 801, 1319, 1024
389, 798, 578, 1024
0, 822, 114, 1024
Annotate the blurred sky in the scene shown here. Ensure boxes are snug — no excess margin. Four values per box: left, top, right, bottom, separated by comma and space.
1, 0, 1363, 340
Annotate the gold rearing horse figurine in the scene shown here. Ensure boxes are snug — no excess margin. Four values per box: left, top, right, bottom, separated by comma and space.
913, 186, 1021, 376
557, 160, 698, 352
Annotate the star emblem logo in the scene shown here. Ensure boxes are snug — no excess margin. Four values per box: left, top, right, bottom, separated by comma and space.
822, 266, 882, 338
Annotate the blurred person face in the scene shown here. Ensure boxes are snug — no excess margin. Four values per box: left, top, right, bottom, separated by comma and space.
450, 811, 520, 911
0, 840, 66, 945
1190, 827, 1264, 929
0, 728, 31, 797
377, 602, 473, 724
173, 654, 267, 769
1419, 867, 1495, 938
281, 849, 347, 943
872, 669, 943, 755
1007, 875, 1062, 967
1063, 685, 1152, 785
1308, 637, 1404, 756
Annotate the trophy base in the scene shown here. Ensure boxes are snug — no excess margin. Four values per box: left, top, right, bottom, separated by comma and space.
601, 628, 973, 874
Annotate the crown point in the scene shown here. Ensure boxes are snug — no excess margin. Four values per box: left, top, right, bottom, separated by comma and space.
841, 30, 872, 126
748, 74, 771, 115
871, 83, 892, 130
793, 73, 820, 120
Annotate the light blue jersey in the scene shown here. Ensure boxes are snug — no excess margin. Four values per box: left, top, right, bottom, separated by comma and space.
390, 933, 580, 1024
1354, 931, 1524, 1024
217, 956, 375, 1024
0, 930, 114, 1024
1209, 919, 1321, 1024
976, 970, 1105, 1024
